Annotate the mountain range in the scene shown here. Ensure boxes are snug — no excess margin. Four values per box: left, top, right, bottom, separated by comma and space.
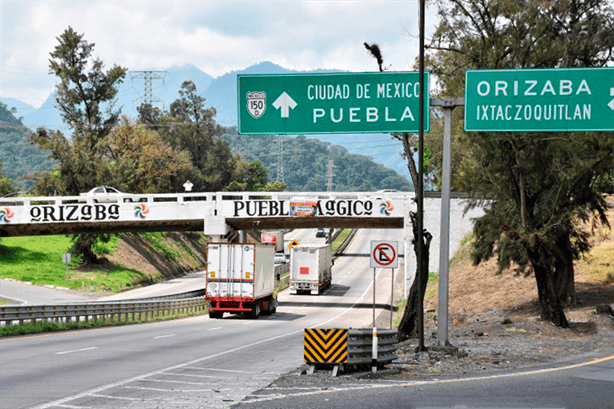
1, 62, 410, 180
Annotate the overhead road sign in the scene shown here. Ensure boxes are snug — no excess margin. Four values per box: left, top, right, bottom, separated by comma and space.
238, 71, 430, 135
370, 240, 398, 268
465, 67, 614, 132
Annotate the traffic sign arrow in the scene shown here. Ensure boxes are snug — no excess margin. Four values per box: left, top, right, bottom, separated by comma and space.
609, 87, 614, 110
272, 92, 297, 118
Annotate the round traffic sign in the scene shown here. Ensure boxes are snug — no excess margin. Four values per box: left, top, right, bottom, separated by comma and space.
372, 242, 397, 267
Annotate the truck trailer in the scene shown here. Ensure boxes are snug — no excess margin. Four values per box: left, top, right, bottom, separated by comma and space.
206, 243, 277, 318
289, 244, 332, 295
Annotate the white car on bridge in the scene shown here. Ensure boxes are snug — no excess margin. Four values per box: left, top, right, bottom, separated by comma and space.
79, 186, 133, 203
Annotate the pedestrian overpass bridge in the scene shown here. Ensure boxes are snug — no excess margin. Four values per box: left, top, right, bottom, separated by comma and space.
0, 191, 412, 238
2, 190, 478, 300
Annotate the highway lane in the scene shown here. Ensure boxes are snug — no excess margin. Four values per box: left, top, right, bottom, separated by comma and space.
236, 355, 614, 409
1, 228, 405, 409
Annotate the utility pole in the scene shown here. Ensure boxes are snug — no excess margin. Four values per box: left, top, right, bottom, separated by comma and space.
130, 70, 166, 108
326, 160, 335, 192
416, 0, 426, 352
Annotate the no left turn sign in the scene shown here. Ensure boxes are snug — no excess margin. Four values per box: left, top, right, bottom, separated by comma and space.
370, 241, 398, 268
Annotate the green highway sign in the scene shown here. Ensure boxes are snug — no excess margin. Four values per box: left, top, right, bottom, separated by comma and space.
465, 67, 614, 132
237, 71, 430, 135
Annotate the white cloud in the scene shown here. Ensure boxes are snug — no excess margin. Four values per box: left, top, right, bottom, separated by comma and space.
1, 0, 430, 107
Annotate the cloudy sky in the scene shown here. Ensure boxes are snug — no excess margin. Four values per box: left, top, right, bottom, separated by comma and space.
1, 0, 437, 108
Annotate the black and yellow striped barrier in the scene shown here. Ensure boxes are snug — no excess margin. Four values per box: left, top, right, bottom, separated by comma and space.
304, 328, 348, 364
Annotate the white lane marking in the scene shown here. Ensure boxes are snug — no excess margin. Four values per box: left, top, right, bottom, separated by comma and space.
207, 327, 223, 331
0, 295, 28, 305
153, 334, 176, 339
165, 373, 218, 379
186, 367, 283, 375
242, 321, 256, 325
145, 378, 206, 386
244, 355, 614, 405
312, 267, 386, 328
121, 385, 170, 392
32, 272, 382, 408
90, 393, 141, 401
55, 347, 97, 355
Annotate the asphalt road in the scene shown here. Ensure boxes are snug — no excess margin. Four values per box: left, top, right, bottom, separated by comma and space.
1, 228, 401, 409
236, 356, 614, 409
0, 279, 97, 304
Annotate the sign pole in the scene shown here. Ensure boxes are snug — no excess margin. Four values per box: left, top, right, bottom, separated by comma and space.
390, 268, 395, 329
438, 103, 453, 346
373, 268, 376, 328
430, 98, 463, 346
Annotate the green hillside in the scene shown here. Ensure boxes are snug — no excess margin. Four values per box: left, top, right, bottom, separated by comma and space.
0, 103, 56, 190
1, 101, 411, 193
222, 129, 411, 191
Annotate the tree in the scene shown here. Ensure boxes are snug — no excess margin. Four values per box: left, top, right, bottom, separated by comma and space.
428, 0, 614, 326
0, 160, 18, 197
103, 119, 192, 193
49, 26, 127, 147
30, 26, 127, 265
225, 160, 287, 192
142, 81, 238, 192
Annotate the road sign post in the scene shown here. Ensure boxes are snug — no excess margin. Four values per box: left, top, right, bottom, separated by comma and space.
465, 67, 614, 132
238, 71, 430, 135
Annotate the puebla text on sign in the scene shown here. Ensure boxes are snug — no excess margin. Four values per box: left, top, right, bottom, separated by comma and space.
238, 71, 430, 135
465, 68, 614, 132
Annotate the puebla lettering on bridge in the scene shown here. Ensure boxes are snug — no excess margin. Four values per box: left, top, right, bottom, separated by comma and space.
30, 204, 120, 222
232, 200, 374, 217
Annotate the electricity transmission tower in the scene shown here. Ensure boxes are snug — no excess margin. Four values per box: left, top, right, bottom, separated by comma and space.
130, 71, 166, 108
326, 160, 335, 192
276, 135, 285, 183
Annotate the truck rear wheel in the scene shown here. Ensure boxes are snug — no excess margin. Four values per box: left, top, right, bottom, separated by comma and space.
209, 311, 223, 319
248, 303, 260, 319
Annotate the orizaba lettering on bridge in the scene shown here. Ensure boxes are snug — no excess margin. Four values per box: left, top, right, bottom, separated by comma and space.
232, 200, 374, 217
30, 204, 120, 223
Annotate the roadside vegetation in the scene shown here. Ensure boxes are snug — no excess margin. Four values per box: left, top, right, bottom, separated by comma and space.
393, 207, 614, 327
331, 229, 352, 253
0, 232, 206, 293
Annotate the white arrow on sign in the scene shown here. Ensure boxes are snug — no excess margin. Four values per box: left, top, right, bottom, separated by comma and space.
273, 92, 297, 118
609, 87, 614, 110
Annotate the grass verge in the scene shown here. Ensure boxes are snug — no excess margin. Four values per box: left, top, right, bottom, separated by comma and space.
0, 235, 159, 293
331, 229, 351, 252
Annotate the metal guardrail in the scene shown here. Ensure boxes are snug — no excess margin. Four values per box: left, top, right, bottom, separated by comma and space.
92, 289, 207, 303
347, 328, 398, 365
0, 297, 207, 327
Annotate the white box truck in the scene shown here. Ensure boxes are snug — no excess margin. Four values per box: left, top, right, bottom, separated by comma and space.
289, 244, 332, 295
206, 243, 277, 319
